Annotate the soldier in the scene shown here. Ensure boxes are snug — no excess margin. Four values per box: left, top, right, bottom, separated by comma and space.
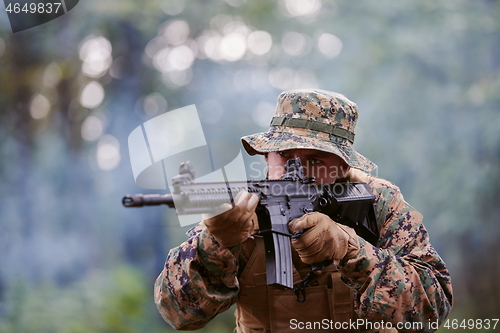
154, 89, 453, 332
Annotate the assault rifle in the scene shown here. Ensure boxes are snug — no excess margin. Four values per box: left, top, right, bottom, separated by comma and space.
123, 158, 379, 293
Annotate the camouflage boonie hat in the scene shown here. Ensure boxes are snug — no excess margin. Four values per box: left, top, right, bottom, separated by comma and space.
241, 89, 377, 172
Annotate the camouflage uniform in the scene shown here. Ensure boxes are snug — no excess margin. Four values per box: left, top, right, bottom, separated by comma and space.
154, 90, 453, 332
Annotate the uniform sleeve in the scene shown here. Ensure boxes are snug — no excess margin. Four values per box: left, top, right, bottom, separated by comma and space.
154, 223, 242, 330
340, 178, 453, 332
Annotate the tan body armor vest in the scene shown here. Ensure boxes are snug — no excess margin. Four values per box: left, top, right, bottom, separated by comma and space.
234, 238, 398, 333
234, 237, 358, 333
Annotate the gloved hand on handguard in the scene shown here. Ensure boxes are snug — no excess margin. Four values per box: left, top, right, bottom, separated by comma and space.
203, 190, 259, 248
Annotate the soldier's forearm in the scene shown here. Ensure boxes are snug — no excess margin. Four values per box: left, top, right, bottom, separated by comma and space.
154, 227, 240, 330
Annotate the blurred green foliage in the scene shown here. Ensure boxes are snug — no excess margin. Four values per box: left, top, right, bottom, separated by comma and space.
0, 264, 235, 333
0, 0, 499, 332
1, 266, 150, 333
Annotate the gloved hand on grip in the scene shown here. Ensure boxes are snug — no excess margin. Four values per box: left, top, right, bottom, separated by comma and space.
288, 212, 360, 265
202, 190, 259, 248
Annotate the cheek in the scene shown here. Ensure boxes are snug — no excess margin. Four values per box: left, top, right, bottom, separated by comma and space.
268, 168, 284, 179
266, 155, 286, 179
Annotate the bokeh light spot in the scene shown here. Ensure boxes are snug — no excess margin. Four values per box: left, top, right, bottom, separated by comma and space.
80, 81, 105, 109
96, 135, 121, 171
81, 114, 105, 142
30, 94, 51, 119
247, 31, 273, 55
317, 33, 343, 58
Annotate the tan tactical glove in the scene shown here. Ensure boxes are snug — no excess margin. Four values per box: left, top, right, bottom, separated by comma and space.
288, 212, 360, 265
202, 190, 259, 248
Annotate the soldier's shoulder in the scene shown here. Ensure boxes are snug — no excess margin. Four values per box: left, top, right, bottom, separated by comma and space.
186, 223, 206, 238
369, 175, 401, 196
349, 168, 401, 198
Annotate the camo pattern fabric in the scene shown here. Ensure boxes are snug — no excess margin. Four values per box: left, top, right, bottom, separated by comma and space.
154, 226, 241, 330
340, 176, 453, 329
274, 89, 358, 133
241, 89, 377, 172
154, 174, 453, 332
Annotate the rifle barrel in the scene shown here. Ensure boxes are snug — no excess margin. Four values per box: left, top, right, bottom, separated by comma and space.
122, 194, 175, 207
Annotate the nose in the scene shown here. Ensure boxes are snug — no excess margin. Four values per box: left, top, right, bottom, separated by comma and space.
289, 152, 305, 161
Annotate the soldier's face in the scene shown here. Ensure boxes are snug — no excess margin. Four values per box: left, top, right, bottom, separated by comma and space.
265, 149, 350, 184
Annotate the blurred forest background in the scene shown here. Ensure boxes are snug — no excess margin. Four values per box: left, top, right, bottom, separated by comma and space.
0, 0, 499, 332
